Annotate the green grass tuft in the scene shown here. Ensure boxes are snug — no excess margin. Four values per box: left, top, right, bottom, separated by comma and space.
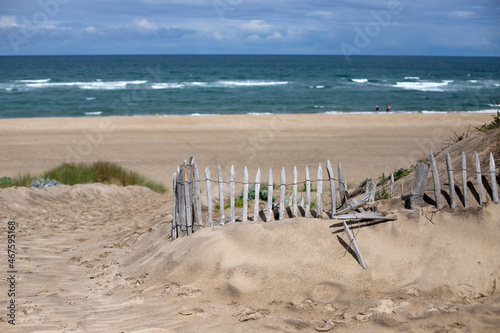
0, 161, 167, 194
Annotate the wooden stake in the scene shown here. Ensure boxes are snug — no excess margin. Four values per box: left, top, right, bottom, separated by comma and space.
254, 168, 261, 222
305, 165, 311, 218
172, 172, 178, 240
338, 162, 347, 209
279, 167, 286, 220
316, 163, 323, 218
490, 153, 499, 204
292, 166, 298, 218
205, 166, 213, 226
475, 151, 484, 206
410, 162, 429, 209
343, 221, 366, 269
229, 165, 235, 223
390, 173, 394, 198
184, 164, 192, 235
429, 150, 443, 209
446, 150, 456, 209
462, 152, 468, 208
243, 166, 249, 222
266, 168, 273, 222
218, 165, 225, 225
192, 159, 203, 228
326, 159, 336, 217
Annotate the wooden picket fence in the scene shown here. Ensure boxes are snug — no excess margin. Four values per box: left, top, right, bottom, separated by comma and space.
170, 157, 395, 240
403, 150, 499, 209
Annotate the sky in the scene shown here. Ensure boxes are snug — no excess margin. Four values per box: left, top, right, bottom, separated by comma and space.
0, 0, 499, 56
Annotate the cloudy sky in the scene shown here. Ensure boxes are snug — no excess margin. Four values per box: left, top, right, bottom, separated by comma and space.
0, 0, 499, 56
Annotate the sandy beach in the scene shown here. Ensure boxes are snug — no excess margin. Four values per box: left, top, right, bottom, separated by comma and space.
0, 112, 494, 185
1, 112, 499, 332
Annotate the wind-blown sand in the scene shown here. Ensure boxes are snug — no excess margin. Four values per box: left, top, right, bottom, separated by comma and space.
1, 112, 499, 332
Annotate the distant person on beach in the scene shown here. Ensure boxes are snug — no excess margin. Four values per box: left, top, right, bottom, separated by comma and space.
386, 102, 391, 113
375, 105, 379, 113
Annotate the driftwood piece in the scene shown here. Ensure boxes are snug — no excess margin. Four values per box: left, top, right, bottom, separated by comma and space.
366, 181, 376, 202
305, 165, 311, 218
266, 168, 273, 222
243, 166, 249, 222
254, 168, 261, 222
205, 166, 213, 226
410, 162, 429, 209
326, 159, 336, 217
475, 151, 484, 206
218, 165, 225, 225
490, 153, 499, 204
183, 164, 192, 235
229, 165, 235, 223
446, 150, 456, 209
429, 150, 443, 209
316, 163, 323, 218
334, 201, 368, 215
462, 152, 468, 208
343, 221, 367, 269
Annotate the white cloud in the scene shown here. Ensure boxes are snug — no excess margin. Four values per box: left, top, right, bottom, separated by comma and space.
240, 20, 272, 33
0, 16, 18, 29
266, 31, 282, 39
449, 11, 477, 19
133, 18, 160, 32
307, 11, 335, 19
85, 26, 96, 33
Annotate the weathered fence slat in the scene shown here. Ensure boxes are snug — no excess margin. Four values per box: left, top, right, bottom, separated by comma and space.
254, 168, 261, 221
205, 166, 213, 226
390, 173, 394, 198
183, 164, 192, 235
490, 153, 499, 204
338, 162, 347, 209
475, 151, 484, 206
292, 166, 298, 218
410, 162, 429, 209
429, 150, 443, 209
343, 221, 367, 269
172, 172, 178, 240
335, 212, 396, 220
266, 168, 273, 222
229, 165, 235, 223
366, 181, 376, 202
316, 163, 323, 218
243, 166, 249, 222
177, 166, 186, 232
326, 159, 336, 217
305, 165, 311, 218
446, 150, 456, 209
192, 159, 203, 228
279, 167, 286, 221
462, 152, 468, 208
218, 165, 225, 225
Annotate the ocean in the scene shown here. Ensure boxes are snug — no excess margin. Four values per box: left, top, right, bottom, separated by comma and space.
0, 55, 499, 118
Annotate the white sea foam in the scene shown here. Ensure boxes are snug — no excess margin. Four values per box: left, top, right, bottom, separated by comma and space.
85, 111, 103, 115
404, 76, 420, 80
352, 78, 368, 83
85, 97, 96, 100
24, 80, 147, 90
216, 80, 288, 87
16, 79, 50, 83
315, 85, 325, 89
394, 80, 454, 92
151, 83, 185, 89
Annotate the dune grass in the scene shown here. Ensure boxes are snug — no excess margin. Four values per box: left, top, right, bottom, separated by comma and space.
0, 161, 167, 194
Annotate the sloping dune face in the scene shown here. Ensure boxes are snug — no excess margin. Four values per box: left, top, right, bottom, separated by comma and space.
1, 184, 499, 332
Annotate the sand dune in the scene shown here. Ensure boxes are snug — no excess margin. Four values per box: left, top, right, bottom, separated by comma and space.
1, 113, 499, 332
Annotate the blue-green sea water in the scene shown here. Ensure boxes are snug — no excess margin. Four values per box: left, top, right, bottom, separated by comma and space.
0, 55, 499, 118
